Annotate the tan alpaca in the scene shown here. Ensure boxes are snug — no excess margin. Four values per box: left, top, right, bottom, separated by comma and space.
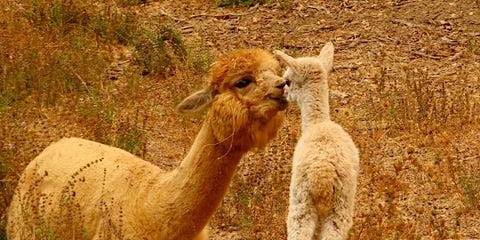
274, 43, 359, 240
7, 49, 288, 240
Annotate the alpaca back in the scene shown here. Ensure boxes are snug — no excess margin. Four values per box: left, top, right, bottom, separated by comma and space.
293, 121, 358, 175
7, 137, 165, 239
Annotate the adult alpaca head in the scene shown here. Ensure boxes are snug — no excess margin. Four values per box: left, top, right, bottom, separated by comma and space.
178, 49, 288, 151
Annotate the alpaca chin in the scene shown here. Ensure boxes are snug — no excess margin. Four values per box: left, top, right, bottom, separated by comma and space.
209, 93, 285, 150
250, 112, 285, 149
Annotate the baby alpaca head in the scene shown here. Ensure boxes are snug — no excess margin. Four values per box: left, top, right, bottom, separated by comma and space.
274, 42, 334, 102
177, 49, 288, 150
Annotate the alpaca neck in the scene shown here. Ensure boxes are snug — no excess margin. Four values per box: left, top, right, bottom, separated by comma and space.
297, 77, 330, 132
147, 121, 245, 239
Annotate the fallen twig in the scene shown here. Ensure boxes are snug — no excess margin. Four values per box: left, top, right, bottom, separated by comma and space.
333, 64, 359, 71
448, 51, 463, 61
306, 5, 328, 12
180, 25, 194, 34
71, 69, 93, 95
464, 155, 480, 161
190, 12, 253, 19
392, 18, 420, 28
159, 9, 186, 22
412, 51, 442, 60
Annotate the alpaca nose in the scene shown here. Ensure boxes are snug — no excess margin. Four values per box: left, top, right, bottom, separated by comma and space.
276, 81, 287, 89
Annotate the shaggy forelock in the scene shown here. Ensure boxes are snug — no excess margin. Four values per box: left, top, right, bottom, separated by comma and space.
209, 49, 279, 90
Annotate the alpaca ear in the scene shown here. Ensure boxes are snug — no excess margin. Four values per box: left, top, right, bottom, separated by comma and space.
318, 42, 334, 73
273, 50, 301, 75
177, 88, 217, 113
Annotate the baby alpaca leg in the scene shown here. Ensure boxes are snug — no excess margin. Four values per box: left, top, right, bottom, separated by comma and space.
287, 201, 317, 240
288, 173, 333, 240
309, 173, 335, 219
319, 213, 352, 240
320, 184, 355, 240
308, 164, 338, 240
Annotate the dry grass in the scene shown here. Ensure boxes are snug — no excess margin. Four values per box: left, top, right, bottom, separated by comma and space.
0, 0, 210, 238
1, 0, 479, 239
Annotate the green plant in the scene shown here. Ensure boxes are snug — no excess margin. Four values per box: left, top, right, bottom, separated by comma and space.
115, 124, 144, 156
459, 173, 480, 210
91, 6, 138, 44
0, 217, 6, 240
0, 26, 109, 107
133, 21, 187, 77
467, 37, 479, 55
0, 146, 14, 211
21, 0, 138, 44
113, 112, 147, 157
186, 42, 213, 74
116, 0, 148, 6
279, 0, 294, 10
33, 224, 58, 240
77, 90, 148, 157
23, 0, 90, 31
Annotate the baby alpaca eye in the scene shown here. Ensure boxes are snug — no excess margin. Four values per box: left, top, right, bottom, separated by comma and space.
234, 77, 253, 89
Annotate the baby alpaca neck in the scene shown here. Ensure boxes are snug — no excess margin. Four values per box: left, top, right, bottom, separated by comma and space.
298, 79, 330, 131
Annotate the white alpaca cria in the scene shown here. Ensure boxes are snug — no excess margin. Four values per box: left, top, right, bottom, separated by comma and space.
274, 42, 359, 240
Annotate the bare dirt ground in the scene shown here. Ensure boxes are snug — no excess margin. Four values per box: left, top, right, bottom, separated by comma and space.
2, 0, 479, 239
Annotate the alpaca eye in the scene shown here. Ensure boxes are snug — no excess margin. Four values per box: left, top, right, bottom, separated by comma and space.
234, 77, 253, 89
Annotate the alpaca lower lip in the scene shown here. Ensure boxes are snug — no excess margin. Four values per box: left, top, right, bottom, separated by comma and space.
271, 97, 288, 110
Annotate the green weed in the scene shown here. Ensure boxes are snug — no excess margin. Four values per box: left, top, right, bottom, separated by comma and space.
279, 0, 294, 10
91, 6, 138, 44
467, 37, 479, 56
21, 0, 138, 44
133, 21, 187, 77
459, 173, 480, 210
113, 112, 147, 157
117, 0, 148, 7
0, 217, 6, 240
0, 144, 14, 211
23, 0, 90, 31
34, 225, 58, 240
77, 90, 148, 157
187, 42, 213, 74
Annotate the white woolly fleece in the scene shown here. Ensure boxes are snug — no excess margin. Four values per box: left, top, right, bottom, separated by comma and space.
275, 42, 360, 240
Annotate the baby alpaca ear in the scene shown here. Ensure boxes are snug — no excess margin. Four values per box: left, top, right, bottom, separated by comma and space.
318, 42, 334, 73
273, 50, 301, 75
177, 88, 217, 113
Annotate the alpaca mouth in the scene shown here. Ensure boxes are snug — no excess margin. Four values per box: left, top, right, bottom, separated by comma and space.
271, 96, 288, 110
